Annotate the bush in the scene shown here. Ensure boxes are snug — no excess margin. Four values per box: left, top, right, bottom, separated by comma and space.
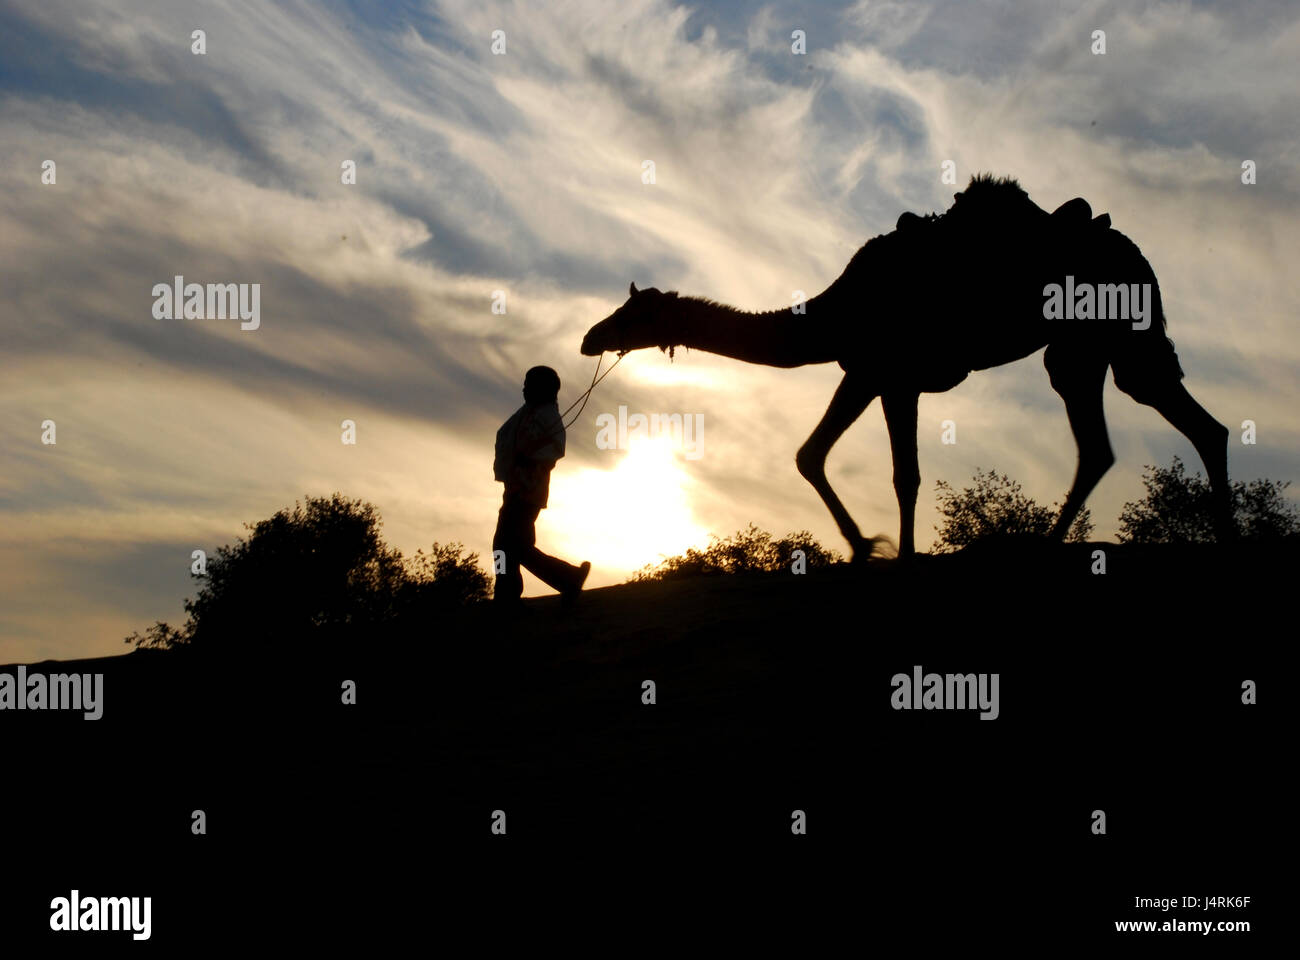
933, 469, 1092, 553
1118, 456, 1300, 543
123, 621, 189, 652
125, 494, 489, 649
402, 541, 491, 607
630, 524, 843, 581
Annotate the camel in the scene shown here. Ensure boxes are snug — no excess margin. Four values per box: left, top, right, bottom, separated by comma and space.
580, 174, 1231, 560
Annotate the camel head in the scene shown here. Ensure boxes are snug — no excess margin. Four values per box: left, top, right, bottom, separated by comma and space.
581, 282, 680, 357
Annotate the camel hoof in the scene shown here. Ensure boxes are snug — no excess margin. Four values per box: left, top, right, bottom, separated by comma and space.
850, 535, 894, 565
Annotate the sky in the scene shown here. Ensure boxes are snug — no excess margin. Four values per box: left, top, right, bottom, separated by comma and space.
2, 0, 1298, 662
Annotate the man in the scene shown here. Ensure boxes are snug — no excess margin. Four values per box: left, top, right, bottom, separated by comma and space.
492, 366, 591, 606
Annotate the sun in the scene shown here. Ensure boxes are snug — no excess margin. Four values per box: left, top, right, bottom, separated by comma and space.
539, 432, 709, 586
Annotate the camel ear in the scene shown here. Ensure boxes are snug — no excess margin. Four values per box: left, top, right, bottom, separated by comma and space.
629, 282, 639, 297
1093, 213, 1111, 229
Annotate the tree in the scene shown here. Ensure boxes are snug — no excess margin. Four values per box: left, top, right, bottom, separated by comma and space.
123, 621, 189, 651
182, 494, 405, 645
630, 524, 842, 581
932, 469, 1093, 553
1117, 456, 1300, 543
125, 494, 489, 649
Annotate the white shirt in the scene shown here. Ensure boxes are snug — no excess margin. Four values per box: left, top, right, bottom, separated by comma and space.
494, 402, 565, 506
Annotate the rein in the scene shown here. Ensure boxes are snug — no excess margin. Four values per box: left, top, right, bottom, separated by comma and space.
519, 349, 628, 450
560, 350, 626, 428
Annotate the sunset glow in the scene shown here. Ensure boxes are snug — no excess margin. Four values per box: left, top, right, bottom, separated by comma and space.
543, 433, 709, 585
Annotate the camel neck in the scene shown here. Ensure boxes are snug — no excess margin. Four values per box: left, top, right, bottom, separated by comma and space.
672, 296, 838, 368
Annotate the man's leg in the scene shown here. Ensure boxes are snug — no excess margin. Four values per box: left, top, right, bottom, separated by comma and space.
522, 549, 588, 594
491, 499, 527, 602
516, 505, 589, 595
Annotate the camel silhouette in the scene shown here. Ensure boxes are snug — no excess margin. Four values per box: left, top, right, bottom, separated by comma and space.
581, 174, 1232, 560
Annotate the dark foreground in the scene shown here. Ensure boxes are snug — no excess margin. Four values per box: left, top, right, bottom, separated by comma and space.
2, 539, 1285, 946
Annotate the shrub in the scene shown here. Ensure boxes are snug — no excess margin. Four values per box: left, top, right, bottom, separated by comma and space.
126, 495, 488, 649
1118, 456, 1300, 543
630, 523, 842, 581
933, 468, 1092, 553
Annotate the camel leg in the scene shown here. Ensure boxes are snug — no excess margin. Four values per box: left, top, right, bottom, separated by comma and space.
796, 374, 877, 560
882, 391, 921, 560
1122, 380, 1232, 540
1045, 350, 1114, 540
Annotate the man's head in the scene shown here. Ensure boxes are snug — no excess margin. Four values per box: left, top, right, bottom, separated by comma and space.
522, 365, 561, 406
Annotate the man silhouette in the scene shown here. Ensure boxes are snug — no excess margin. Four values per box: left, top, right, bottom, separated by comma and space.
492, 366, 591, 606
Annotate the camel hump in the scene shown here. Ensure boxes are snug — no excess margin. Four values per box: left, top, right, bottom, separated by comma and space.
1051, 197, 1093, 221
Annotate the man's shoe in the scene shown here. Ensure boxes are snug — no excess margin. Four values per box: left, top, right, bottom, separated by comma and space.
561, 562, 591, 608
